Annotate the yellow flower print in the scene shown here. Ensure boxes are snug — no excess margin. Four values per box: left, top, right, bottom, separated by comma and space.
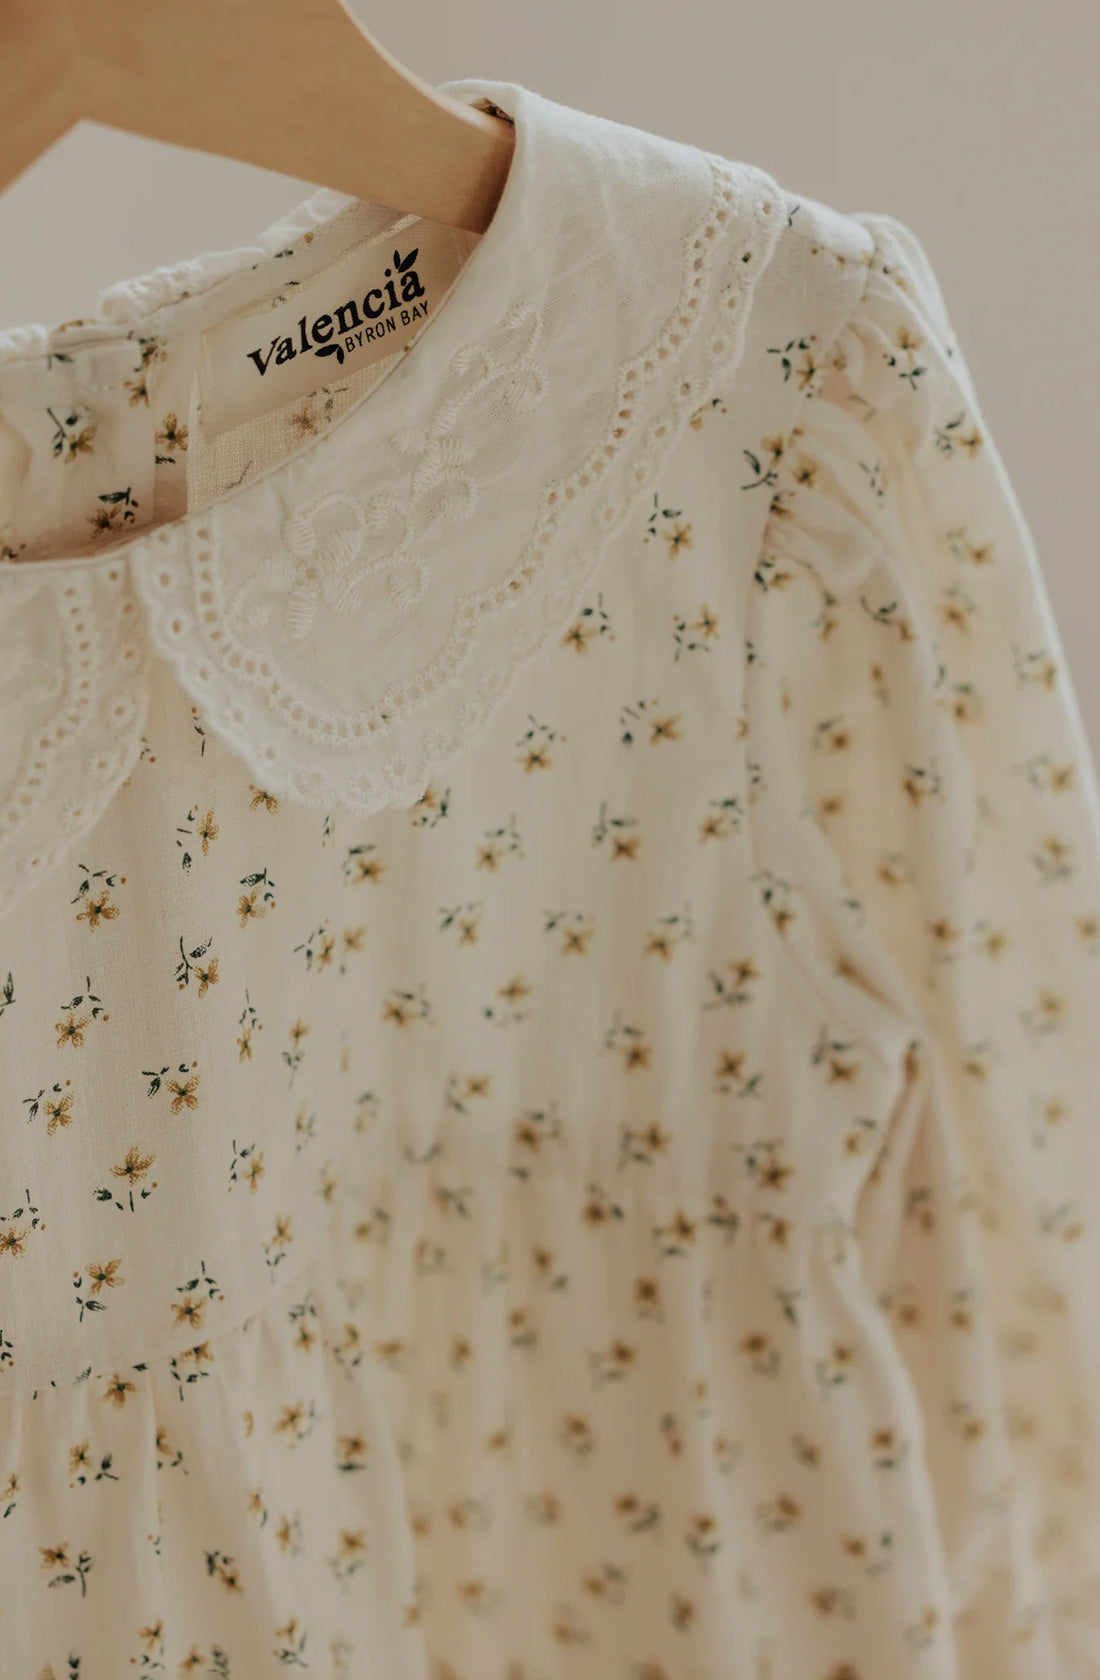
760, 1212, 793, 1249
287, 398, 323, 438
634, 1276, 663, 1317
0, 1227, 27, 1257
558, 918, 593, 955
292, 1315, 318, 1353
934, 410, 983, 458
248, 783, 280, 812
327, 1527, 368, 1587
275, 1513, 305, 1553
653, 1208, 697, 1258
589, 1338, 638, 1389
274, 1617, 309, 1665
86, 490, 139, 538
198, 811, 217, 852
562, 617, 597, 650
756, 1491, 801, 1533
55, 1011, 90, 1049
86, 1258, 124, 1293
612, 1492, 660, 1535
175, 935, 219, 994
381, 987, 433, 1027
275, 1397, 305, 1438
740, 1330, 779, 1373
672, 602, 721, 658
758, 1155, 795, 1191
205, 1548, 242, 1591
869, 1425, 909, 1468
669, 1593, 697, 1632
155, 412, 189, 453
100, 1146, 157, 1213
111, 1146, 154, 1185
658, 1417, 685, 1458
664, 520, 692, 555
686, 1511, 722, 1565
41, 1082, 75, 1136
582, 1185, 625, 1228
168, 1068, 201, 1112
262, 1212, 295, 1273
139, 335, 166, 369
649, 713, 683, 743
558, 1413, 595, 1457
455, 1575, 506, 1617
75, 891, 119, 930
68, 1441, 92, 1478
524, 1490, 562, 1527
582, 1565, 627, 1605
47, 405, 97, 462
137, 1620, 165, 1653
340, 926, 365, 964
336, 1433, 369, 1473
349, 846, 391, 887
171, 1295, 205, 1331
274, 1401, 318, 1444
1021, 985, 1067, 1035
102, 1373, 136, 1407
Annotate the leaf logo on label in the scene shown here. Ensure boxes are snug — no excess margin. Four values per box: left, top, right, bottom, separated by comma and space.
245, 247, 427, 376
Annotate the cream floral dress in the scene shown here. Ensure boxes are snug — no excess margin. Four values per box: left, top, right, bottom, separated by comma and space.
1, 74, 1099, 1680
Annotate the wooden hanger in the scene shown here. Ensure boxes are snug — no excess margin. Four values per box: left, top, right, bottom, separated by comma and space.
0, 0, 516, 233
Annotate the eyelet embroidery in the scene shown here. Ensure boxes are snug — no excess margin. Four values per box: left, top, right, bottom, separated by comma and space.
0, 567, 150, 919
0, 153, 787, 912
126, 157, 784, 818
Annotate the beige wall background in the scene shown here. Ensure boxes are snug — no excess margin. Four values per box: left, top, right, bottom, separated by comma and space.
2, 2, 1098, 753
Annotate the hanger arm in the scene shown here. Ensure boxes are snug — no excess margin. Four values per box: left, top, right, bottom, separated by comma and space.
0, 0, 515, 233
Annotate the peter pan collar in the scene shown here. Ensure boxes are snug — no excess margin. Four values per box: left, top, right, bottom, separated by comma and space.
0, 76, 787, 919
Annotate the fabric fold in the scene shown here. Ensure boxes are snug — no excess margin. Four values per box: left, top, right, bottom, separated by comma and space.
746, 209, 1100, 1669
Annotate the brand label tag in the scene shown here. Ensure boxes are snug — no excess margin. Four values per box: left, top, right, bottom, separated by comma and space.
197, 219, 472, 436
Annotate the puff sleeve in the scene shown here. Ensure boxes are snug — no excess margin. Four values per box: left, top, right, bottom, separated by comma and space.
744, 212, 1100, 1669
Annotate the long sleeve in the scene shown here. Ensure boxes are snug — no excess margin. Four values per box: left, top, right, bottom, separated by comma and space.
744, 210, 1100, 1673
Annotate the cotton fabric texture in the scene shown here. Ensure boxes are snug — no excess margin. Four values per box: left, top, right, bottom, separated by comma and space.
1, 73, 1099, 1680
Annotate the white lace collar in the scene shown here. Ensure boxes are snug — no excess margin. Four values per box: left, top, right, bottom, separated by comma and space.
0, 76, 786, 918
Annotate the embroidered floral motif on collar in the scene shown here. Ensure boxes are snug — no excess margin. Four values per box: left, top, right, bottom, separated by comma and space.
0, 77, 786, 918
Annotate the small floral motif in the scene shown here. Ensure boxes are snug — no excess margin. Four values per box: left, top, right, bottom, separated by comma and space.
142, 1060, 201, 1113
87, 486, 138, 537
154, 411, 189, 462
40, 1541, 94, 1596
94, 1146, 157, 1213
47, 405, 97, 462
73, 1259, 124, 1322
